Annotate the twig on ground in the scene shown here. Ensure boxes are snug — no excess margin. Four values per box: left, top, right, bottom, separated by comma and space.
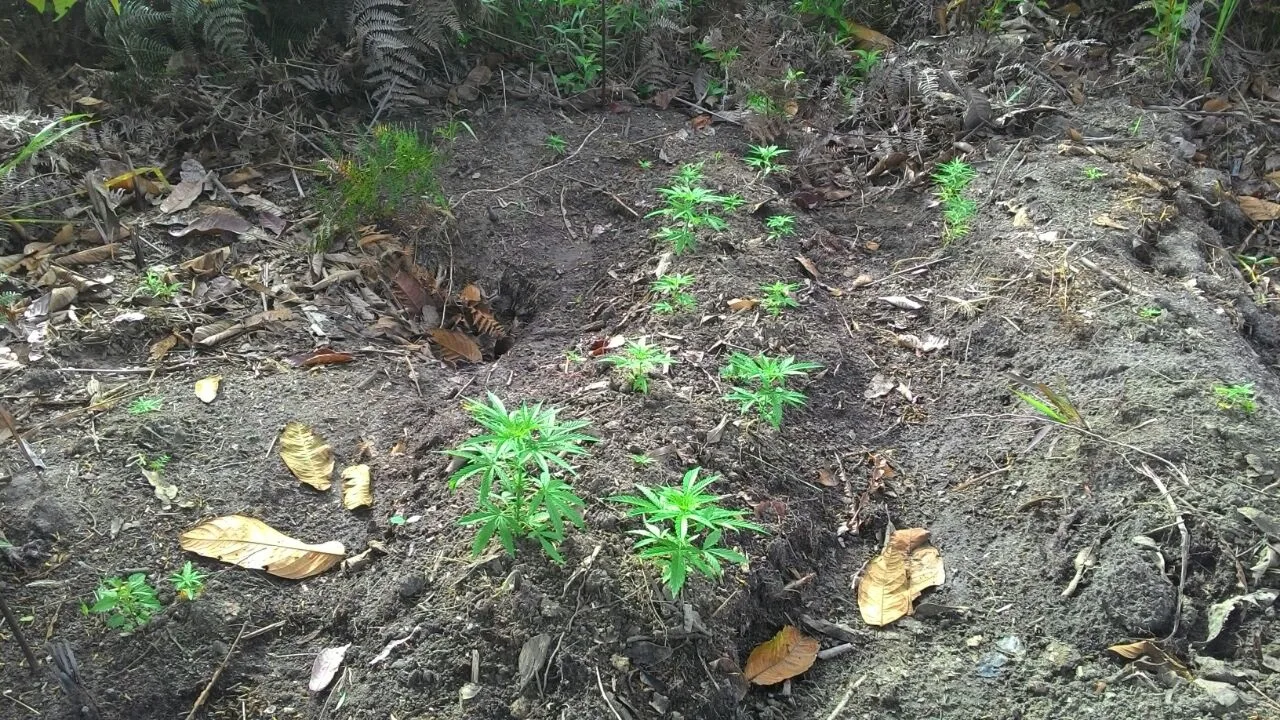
863, 258, 950, 287
0, 590, 39, 673
595, 667, 624, 720
824, 673, 867, 720
560, 186, 578, 241
1135, 463, 1190, 640
185, 622, 247, 720
451, 122, 604, 208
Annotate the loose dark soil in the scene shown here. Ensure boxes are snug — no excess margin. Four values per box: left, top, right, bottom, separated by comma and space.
4, 33, 1280, 720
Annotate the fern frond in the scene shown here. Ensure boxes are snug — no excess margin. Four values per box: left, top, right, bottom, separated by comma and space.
203, 0, 252, 63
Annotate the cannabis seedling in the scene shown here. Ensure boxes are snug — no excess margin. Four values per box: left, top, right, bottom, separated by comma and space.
1138, 306, 1163, 319
86, 573, 162, 632
610, 467, 766, 596
141, 270, 182, 300
744, 144, 788, 175
1213, 383, 1257, 414
599, 339, 675, 394
652, 273, 696, 315
170, 561, 206, 600
545, 134, 568, 154
1083, 167, 1105, 181
760, 281, 800, 316
445, 394, 595, 562
128, 396, 162, 415
630, 453, 656, 466
721, 352, 821, 428
933, 159, 977, 240
764, 214, 796, 240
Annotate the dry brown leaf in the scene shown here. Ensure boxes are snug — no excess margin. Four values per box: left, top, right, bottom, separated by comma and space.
222, 167, 261, 186
341, 464, 373, 510
1093, 215, 1131, 230
170, 208, 254, 238
1265, 170, 1280, 186
794, 255, 820, 279
468, 306, 505, 337
858, 546, 912, 626
55, 244, 121, 267
180, 247, 231, 276
194, 376, 221, 404
1202, 97, 1231, 112
179, 515, 345, 579
889, 528, 931, 553
1239, 196, 1280, 223
287, 347, 355, 368
817, 468, 838, 487
430, 328, 483, 363
744, 626, 819, 685
727, 297, 758, 313
280, 421, 335, 491
845, 21, 894, 51
458, 283, 483, 304
149, 333, 180, 363
907, 546, 946, 600
160, 178, 205, 214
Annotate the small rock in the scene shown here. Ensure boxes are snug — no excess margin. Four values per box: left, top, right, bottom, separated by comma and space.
1042, 640, 1081, 676
398, 573, 427, 602
539, 596, 562, 618
509, 696, 533, 719
965, 635, 986, 648
1194, 678, 1246, 714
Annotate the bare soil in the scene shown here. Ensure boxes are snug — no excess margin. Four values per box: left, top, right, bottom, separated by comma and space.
4, 41, 1280, 720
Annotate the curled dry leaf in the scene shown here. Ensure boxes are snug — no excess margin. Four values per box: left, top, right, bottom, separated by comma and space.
194, 376, 221, 404
309, 644, 351, 693
879, 296, 923, 311
727, 297, 759, 313
280, 421, 335, 491
180, 247, 231, 276
179, 515, 345, 580
149, 333, 180, 363
744, 626, 819, 685
794, 255, 821, 279
55, 243, 121, 267
896, 334, 949, 353
858, 546, 911, 626
430, 328, 483, 363
865, 373, 895, 400
288, 347, 355, 368
170, 207, 254, 238
160, 178, 204, 215
341, 464, 373, 510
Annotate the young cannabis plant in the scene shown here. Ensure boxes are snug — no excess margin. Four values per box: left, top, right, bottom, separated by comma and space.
446, 393, 595, 562
86, 573, 162, 632
760, 281, 800, 316
545, 134, 568, 154
744, 144, 789, 175
647, 165, 731, 255
170, 561, 206, 600
933, 158, 977, 241
141, 270, 182, 299
1212, 382, 1257, 415
652, 273, 696, 315
128, 396, 162, 415
721, 352, 821, 428
764, 214, 796, 240
599, 339, 675, 394
1083, 167, 1105, 181
610, 467, 766, 596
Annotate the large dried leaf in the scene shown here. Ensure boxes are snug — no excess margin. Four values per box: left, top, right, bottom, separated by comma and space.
858, 547, 911, 626
160, 177, 204, 214
310, 643, 351, 692
907, 546, 946, 600
180, 247, 231, 276
744, 626, 819, 685
55, 243, 121, 267
280, 421, 334, 491
179, 515, 345, 579
287, 347, 355, 368
430, 328, 482, 363
1239, 196, 1280, 222
341, 464, 373, 510
170, 208, 254, 238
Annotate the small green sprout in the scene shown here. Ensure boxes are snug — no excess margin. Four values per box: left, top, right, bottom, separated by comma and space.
764, 214, 796, 240
933, 159, 978, 241
169, 561, 206, 601
721, 352, 821, 428
545, 134, 567, 154
1212, 383, 1257, 414
609, 467, 767, 596
1129, 116, 1143, 136
389, 514, 407, 526
652, 273, 696, 315
143, 454, 171, 473
851, 49, 881, 78
599, 339, 675, 394
630, 453, 655, 466
141, 270, 182, 300
1011, 382, 1083, 427
760, 281, 800, 316
744, 144, 789, 175
128, 397, 163, 415
637, 159, 653, 169
1083, 167, 1105, 181
85, 573, 162, 632
1138, 306, 1163, 319
720, 194, 745, 212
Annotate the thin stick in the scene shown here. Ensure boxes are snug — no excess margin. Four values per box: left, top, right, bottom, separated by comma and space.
823, 673, 867, 720
862, 258, 950, 287
595, 667, 623, 720
451, 122, 604, 208
1136, 463, 1190, 640
0, 590, 39, 674
185, 622, 247, 720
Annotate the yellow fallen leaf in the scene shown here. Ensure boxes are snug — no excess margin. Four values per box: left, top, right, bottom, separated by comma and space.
341, 464, 373, 510
280, 421, 334, 491
194, 376, 221, 404
727, 297, 758, 313
179, 515, 345, 579
744, 626, 819, 685
858, 546, 911, 626
907, 545, 946, 600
